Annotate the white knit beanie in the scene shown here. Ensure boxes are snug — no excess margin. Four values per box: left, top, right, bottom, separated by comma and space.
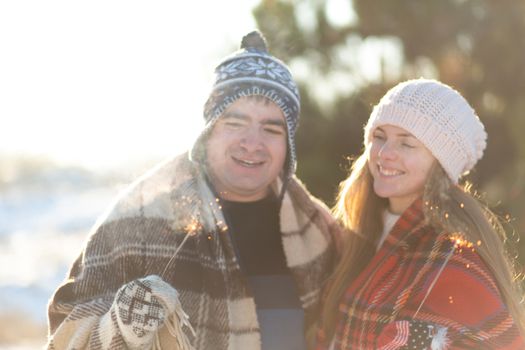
364, 78, 487, 183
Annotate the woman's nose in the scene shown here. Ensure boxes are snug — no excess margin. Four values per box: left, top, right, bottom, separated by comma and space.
378, 141, 397, 160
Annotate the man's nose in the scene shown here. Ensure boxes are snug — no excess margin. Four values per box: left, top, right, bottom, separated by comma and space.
239, 127, 263, 151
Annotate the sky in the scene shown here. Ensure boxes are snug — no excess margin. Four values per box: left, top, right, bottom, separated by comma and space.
0, 0, 387, 176
0, 0, 260, 173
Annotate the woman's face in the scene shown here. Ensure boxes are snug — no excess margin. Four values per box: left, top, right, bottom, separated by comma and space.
367, 124, 436, 214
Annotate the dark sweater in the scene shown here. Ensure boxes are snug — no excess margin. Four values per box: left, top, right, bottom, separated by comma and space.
222, 196, 306, 350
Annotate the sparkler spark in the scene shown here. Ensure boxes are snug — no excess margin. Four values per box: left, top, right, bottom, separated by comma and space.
448, 233, 476, 249
184, 218, 202, 236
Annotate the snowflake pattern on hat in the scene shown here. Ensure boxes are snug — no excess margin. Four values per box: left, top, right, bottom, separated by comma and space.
215, 56, 300, 100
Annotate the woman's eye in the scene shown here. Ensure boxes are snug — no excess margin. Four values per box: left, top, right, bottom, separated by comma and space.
402, 143, 415, 148
372, 133, 385, 140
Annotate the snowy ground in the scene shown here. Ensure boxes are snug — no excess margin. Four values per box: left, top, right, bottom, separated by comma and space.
0, 168, 123, 348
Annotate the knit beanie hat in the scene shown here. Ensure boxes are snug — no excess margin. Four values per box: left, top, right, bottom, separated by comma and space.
190, 30, 300, 180
364, 78, 487, 183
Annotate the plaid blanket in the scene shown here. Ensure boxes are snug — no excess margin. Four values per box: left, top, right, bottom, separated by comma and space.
325, 199, 523, 350
47, 153, 338, 349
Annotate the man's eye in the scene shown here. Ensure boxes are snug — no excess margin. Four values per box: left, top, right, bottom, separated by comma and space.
225, 121, 243, 128
264, 127, 285, 135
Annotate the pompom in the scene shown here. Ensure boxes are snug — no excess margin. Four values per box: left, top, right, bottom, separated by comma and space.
240, 30, 268, 52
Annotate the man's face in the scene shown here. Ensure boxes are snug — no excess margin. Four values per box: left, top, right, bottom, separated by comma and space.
205, 97, 287, 202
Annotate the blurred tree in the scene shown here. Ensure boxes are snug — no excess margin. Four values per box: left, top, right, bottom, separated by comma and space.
253, 0, 525, 263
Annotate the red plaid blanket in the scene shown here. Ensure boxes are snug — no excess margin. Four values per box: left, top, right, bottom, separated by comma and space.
322, 199, 523, 349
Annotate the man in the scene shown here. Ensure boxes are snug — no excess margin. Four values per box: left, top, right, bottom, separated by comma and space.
47, 31, 339, 350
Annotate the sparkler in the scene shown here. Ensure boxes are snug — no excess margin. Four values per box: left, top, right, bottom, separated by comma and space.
161, 216, 202, 279
414, 232, 482, 318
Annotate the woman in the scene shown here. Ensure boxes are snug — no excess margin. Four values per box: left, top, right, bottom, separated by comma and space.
318, 79, 525, 349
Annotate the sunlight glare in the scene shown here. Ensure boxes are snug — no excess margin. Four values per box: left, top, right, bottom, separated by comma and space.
0, 0, 259, 172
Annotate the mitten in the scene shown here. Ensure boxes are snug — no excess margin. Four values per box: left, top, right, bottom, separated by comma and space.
377, 320, 450, 350
114, 275, 188, 349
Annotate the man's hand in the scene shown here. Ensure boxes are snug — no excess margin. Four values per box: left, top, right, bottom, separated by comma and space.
115, 275, 178, 348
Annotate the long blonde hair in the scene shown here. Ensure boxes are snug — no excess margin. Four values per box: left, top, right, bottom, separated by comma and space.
321, 153, 525, 340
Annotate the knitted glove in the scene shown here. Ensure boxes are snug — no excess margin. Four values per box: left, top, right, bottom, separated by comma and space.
114, 275, 187, 349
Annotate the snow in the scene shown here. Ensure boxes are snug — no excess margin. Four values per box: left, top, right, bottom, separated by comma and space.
0, 167, 122, 346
